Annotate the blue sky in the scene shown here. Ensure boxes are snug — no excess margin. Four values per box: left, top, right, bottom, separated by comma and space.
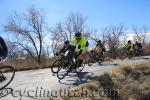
0, 0, 150, 34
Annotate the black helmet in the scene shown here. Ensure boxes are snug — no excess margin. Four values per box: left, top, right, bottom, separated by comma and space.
64, 40, 70, 45
128, 40, 131, 43
97, 40, 101, 44
135, 41, 138, 44
75, 32, 81, 37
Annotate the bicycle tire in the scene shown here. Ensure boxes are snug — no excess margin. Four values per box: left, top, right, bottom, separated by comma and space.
0, 66, 15, 90
57, 61, 70, 80
51, 59, 61, 74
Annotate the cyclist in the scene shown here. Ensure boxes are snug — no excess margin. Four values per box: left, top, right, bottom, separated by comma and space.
134, 41, 142, 49
133, 41, 143, 56
0, 36, 8, 82
56, 40, 75, 60
123, 40, 134, 58
124, 40, 133, 51
0, 36, 8, 62
91, 40, 105, 61
71, 32, 89, 66
93, 40, 105, 55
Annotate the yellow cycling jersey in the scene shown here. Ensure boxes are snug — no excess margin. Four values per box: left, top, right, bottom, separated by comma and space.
71, 37, 88, 52
124, 42, 133, 49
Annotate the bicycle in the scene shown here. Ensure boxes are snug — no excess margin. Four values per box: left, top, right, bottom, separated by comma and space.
133, 46, 144, 57
87, 50, 104, 66
0, 60, 15, 90
119, 47, 134, 59
51, 52, 85, 79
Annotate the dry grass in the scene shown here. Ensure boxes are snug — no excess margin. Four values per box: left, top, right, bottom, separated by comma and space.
3, 57, 57, 71
61, 80, 111, 100
62, 61, 150, 100
108, 61, 150, 100
143, 45, 150, 56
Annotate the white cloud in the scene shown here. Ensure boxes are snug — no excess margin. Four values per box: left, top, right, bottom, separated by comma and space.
125, 32, 150, 43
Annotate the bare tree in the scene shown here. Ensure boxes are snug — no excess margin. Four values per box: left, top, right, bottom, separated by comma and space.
103, 24, 126, 58
132, 25, 148, 44
50, 22, 66, 54
50, 12, 90, 55
3, 6, 45, 64
90, 29, 107, 46
64, 12, 88, 41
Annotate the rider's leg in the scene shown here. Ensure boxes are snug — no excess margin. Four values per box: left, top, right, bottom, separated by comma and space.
81, 51, 88, 63
78, 51, 88, 65
75, 53, 83, 67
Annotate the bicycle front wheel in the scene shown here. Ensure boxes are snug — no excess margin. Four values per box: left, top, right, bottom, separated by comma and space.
51, 59, 61, 74
0, 66, 15, 90
57, 61, 70, 80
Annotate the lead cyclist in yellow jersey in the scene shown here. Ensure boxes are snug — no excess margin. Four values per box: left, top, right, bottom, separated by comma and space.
71, 32, 89, 65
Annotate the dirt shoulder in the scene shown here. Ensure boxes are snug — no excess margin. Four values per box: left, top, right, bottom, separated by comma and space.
61, 59, 150, 100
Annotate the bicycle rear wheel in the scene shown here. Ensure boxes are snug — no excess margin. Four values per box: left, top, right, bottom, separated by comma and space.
0, 66, 15, 90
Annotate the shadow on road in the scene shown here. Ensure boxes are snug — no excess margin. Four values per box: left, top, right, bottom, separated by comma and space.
58, 71, 96, 86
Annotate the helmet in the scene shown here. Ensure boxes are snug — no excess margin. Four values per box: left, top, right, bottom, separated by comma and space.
75, 32, 81, 38
128, 40, 131, 43
135, 41, 138, 44
97, 40, 101, 44
64, 40, 70, 45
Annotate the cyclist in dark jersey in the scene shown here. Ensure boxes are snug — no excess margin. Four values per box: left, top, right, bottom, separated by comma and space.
133, 41, 143, 56
0, 36, 8, 61
0, 36, 8, 82
56, 40, 76, 60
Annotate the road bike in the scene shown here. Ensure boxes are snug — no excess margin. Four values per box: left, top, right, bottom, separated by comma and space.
119, 48, 134, 59
87, 50, 105, 66
51, 53, 85, 79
